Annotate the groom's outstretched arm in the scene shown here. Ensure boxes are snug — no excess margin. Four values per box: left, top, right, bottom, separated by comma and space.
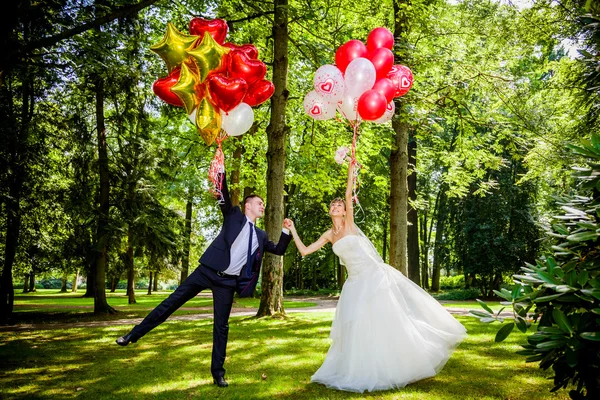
218, 171, 233, 216
264, 220, 292, 255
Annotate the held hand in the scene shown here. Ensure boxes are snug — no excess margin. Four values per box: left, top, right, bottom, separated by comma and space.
283, 218, 294, 230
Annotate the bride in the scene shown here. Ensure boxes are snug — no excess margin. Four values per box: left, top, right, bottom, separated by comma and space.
286, 161, 467, 393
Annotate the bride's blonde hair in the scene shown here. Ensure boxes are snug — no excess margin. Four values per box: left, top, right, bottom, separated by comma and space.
329, 197, 345, 209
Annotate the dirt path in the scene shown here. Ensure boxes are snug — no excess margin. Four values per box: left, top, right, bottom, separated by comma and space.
0, 297, 507, 333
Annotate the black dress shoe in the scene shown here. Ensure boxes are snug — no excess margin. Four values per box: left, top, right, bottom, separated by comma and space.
213, 377, 228, 387
116, 333, 138, 346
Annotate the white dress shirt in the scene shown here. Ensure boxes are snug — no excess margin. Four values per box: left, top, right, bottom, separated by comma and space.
223, 217, 289, 276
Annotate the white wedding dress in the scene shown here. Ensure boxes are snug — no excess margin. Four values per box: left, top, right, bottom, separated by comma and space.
311, 234, 467, 393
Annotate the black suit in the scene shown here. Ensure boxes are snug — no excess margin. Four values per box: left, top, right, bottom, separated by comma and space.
129, 173, 291, 379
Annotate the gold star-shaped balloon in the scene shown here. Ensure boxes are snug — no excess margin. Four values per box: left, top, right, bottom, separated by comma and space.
171, 62, 200, 115
151, 23, 200, 73
187, 32, 230, 82
196, 98, 221, 145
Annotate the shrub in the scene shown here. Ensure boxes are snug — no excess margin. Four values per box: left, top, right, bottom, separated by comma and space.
432, 288, 479, 301
439, 275, 466, 290
472, 137, 600, 399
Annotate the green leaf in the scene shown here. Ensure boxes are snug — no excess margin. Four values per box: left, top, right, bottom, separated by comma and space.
536, 270, 561, 285
566, 231, 599, 241
535, 339, 568, 349
515, 317, 528, 333
580, 332, 600, 341
552, 308, 573, 335
495, 322, 515, 342
535, 293, 564, 302
492, 289, 512, 301
476, 299, 494, 314
470, 310, 492, 319
565, 347, 578, 367
578, 270, 589, 287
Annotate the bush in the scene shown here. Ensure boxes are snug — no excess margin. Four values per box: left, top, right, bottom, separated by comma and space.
432, 288, 479, 301
439, 275, 466, 290
472, 137, 600, 399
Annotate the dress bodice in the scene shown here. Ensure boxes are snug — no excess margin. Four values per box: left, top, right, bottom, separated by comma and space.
332, 235, 381, 278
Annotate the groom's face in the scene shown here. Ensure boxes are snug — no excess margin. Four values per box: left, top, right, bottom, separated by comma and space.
245, 197, 265, 218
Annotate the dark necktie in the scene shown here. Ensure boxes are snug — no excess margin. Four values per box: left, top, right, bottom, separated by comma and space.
246, 221, 254, 271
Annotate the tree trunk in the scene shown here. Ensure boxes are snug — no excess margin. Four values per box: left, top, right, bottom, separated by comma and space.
420, 212, 430, 289
180, 199, 192, 284
153, 272, 159, 291
337, 256, 346, 289
431, 187, 448, 292
407, 133, 420, 285
60, 275, 68, 293
72, 269, 78, 292
22, 275, 29, 293
147, 271, 153, 295
389, 118, 408, 275
126, 227, 136, 304
93, 75, 114, 314
83, 268, 95, 297
28, 272, 36, 292
382, 222, 388, 263
257, 0, 289, 317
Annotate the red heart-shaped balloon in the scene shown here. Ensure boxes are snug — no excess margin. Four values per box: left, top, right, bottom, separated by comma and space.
223, 42, 259, 59
369, 47, 394, 79
244, 80, 274, 107
207, 74, 248, 112
228, 51, 267, 85
153, 68, 184, 107
189, 18, 228, 44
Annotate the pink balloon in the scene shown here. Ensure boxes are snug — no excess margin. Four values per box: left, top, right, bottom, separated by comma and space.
313, 64, 345, 102
373, 101, 395, 124
357, 89, 387, 121
372, 78, 395, 103
303, 90, 336, 121
369, 47, 394, 79
366, 27, 394, 52
335, 40, 368, 73
387, 64, 414, 97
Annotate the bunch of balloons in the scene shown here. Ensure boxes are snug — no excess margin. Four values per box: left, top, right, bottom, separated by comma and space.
303, 27, 413, 124
151, 18, 274, 146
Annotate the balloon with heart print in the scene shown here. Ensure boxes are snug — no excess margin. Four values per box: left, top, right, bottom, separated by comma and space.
223, 43, 259, 59
244, 79, 274, 107
344, 57, 376, 98
303, 90, 336, 121
387, 64, 414, 97
337, 92, 361, 122
372, 100, 395, 124
313, 64, 345, 103
207, 73, 248, 112
335, 40, 368, 73
368, 47, 394, 79
153, 67, 184, 107
228, 50, 267, 85
366, 27, 394, 52
221, 103, 254, 136
189, 17, 228, 44
357, 89, 387, 120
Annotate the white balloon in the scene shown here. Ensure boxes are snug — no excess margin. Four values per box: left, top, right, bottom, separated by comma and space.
303, 90, 336, 120
337, 92, 361, 122
344, 57, 376, 98
188, 108, 197, 125
373, 100, 395, 124
313, 64, 345, 102
221, 103, 254, 136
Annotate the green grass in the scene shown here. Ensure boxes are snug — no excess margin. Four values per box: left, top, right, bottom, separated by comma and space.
439, 300, 503, 309
0, 312, 569, 399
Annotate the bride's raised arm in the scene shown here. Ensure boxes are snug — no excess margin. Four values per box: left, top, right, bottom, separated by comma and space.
285, 219, 330, 257
345, 161, 355, 228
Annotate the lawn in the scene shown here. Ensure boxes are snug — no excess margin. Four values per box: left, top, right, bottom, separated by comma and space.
0, 309, 569, 399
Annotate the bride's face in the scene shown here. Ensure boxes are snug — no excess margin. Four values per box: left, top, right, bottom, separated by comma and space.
329, 201, 346, 218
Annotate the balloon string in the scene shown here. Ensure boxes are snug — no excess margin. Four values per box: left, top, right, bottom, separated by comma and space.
208, 131, 229, 204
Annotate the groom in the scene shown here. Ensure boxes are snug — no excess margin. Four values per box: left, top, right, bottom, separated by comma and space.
116, 170, 292, 387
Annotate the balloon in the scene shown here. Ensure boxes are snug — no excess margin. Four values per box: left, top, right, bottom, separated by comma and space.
313, 64, 345, 102
228, 50, 267, 85
188, 107, 197, 125
372, 100, 395, 124
366, 27, 394, 52
387, 64, 414, 97
303, 90, 336, 120
369, 47, 394, 79
335, 40, 368, 73
189, 17, 228, 44
221, 103, 254, 136
207, 73, 248, 112
344, 58, 376, 98
337, 92, 360, 122
171, 62, 201, 114
223, 42, 259, 59
153, 67, 184, 107
187, 32, 231, 82
150, 22, 200, 73
372, 77, 395, 103
357, 89, 387, 120
245, 79, 274, 107
196, 98, 221, 145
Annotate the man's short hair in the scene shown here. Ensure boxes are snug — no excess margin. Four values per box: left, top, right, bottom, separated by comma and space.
243, 194, 264, 210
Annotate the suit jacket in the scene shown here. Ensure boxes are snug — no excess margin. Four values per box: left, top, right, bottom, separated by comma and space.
199, 173, 292, 297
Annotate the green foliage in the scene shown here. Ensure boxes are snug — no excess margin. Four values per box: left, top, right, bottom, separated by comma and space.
432, 288, 479, 301
471, 135, 600, 399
